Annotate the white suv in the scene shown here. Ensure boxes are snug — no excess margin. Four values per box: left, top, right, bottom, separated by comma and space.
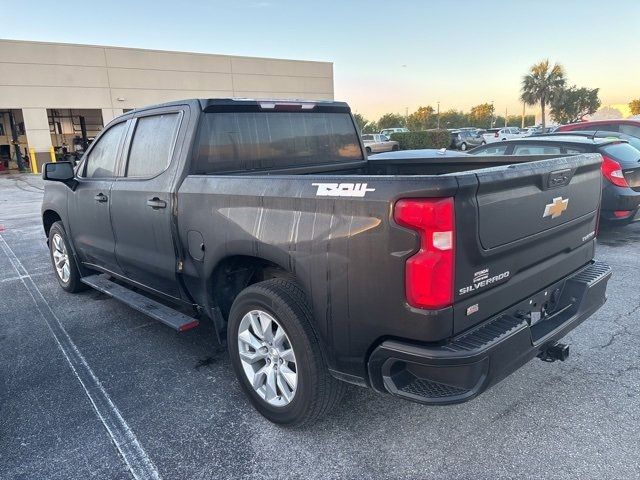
482, 127, 526, 144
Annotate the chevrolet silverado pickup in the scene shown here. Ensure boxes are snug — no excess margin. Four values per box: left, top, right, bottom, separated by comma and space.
41, 99, 612, 426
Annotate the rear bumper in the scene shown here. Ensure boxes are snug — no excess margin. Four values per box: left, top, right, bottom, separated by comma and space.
367, 261, 611, 405
601, 183, 640, 223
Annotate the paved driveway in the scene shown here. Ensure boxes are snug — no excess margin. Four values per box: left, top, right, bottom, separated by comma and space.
0, 173, 638, 479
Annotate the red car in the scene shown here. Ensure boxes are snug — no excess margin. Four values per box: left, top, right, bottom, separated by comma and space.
557, 119, 640, 139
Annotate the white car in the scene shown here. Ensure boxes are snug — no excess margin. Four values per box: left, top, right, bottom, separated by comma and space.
362, 134, 400, 154
482, 127, 526, 144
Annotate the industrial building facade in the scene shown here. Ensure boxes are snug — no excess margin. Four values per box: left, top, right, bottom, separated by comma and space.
0, 39, 334, 172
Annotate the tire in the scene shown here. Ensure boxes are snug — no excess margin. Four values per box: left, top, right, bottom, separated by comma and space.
392, 144, 399, 151
48, 221, 87, 293
481, 141, 486, 145
365, 147, 372, 154
460, 142, 467, 151
227, 279, 346, 426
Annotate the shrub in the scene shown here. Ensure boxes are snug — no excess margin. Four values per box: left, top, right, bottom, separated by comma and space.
389, 129, 451, 150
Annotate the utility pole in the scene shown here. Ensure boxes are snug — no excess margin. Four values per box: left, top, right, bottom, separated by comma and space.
437, 101, 440, 129
505, 107, 508, 127
405, 106, 408, 127
521, 101, 526, 129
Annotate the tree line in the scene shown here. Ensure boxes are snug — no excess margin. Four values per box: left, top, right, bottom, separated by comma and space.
354, 105, 535, 134
356, 59, 610, 134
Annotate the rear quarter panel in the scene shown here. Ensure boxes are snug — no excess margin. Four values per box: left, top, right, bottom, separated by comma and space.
177, 174, 458, 378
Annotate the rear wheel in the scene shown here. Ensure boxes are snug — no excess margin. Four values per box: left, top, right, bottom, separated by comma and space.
460, 142, 467, 151
365, 146, 372, 154
227, 279, 345, 426
481, 141, 486, 145
48, 221, 86, 293
392, 144, 399, 151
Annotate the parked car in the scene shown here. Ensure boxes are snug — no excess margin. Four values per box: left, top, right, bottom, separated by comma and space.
41, 98, 611, 426
469, 134, 640, 224
450, 129, 485, 150
380, 127, 409, 136
557, 119, 640, 139
547, 130, 640, 151
522, 126, 541, 136
362, 133, 399, 154
482, 127, 526, 144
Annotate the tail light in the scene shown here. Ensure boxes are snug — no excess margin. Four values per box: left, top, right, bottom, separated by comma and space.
601, 156, 629, 187
394, 198, 455, 309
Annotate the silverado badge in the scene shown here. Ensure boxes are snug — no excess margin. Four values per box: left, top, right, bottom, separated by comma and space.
543, 196, 569, 219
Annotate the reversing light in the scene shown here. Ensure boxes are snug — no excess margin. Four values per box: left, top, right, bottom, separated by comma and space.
394, 198, 455, 309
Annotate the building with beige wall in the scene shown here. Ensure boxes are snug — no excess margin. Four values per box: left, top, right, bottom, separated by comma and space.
0, 38, 334, 171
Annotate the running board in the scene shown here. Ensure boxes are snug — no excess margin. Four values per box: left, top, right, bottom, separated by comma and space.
81, 274, 199, 332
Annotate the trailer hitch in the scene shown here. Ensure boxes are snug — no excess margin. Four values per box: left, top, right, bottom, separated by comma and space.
538, 342, 570, 362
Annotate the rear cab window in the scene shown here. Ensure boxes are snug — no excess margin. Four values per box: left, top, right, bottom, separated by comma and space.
193, 111, 363, 174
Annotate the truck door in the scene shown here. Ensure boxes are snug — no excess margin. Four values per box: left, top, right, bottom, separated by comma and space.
67, 120, 128, 274
109, 108, 185, 299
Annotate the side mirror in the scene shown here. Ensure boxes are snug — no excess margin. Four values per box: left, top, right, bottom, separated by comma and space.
42, 161, 75, 183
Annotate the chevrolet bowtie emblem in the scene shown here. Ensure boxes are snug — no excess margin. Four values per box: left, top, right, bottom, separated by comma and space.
543, 196, 569, 219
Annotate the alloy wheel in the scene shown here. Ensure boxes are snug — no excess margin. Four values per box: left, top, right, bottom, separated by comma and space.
51, 233, 70, 283
237, 309, 298, 407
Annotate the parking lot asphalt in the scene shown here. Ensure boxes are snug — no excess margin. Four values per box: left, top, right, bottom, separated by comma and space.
0, 172, 639, 480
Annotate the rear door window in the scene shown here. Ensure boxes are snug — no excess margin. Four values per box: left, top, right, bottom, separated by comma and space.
588, 123, 618, 133
83, 122, 126, 178
512, 144, 562, 155
472, 144, 508, 155
564, 146, 587, 154
126, 113, 181, 178
619, 124, 640, 138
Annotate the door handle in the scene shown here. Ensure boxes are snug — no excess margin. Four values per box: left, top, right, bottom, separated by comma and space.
147, 197, 167, 209
94, 193, 108, 203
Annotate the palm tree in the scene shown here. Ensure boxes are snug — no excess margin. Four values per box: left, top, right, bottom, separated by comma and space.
520, 60, 566, 129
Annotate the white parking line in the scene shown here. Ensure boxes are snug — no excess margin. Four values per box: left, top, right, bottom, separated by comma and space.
0, 234, 162, 480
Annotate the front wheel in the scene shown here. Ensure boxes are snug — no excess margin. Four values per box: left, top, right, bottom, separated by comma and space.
365, 147, 372, 154
48, 221, 87, 293
460, 142, 467, 151
481, 141, 486, 145
227, 279, 345, 426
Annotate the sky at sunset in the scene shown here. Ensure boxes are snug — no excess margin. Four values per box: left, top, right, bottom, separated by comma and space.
2, 0, 638, 120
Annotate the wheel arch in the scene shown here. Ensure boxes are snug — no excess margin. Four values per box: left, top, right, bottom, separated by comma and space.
42, 209, 62, 237
208, 254, 297, 323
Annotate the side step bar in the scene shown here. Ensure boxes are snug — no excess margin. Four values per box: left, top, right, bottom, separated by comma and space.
81, 274, 199, 332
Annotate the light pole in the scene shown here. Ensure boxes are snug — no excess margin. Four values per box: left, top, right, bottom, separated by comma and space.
490, 100, 495, 128
437, 101, 440, 129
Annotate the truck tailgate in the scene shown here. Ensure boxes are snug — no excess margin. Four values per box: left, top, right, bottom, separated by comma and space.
453, 153, 602, 334
476, 157, 601, 249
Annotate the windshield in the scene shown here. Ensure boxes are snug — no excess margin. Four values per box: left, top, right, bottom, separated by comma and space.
193, 112, 363, 173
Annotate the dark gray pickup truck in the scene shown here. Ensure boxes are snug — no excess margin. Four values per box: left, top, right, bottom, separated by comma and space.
41, 98, 611, 426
